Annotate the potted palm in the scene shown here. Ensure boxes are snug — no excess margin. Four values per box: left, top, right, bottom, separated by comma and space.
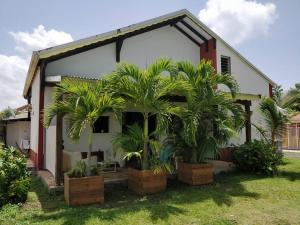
111, 58, 190, 194
173, 60, 244, 185
44, 78, 124, 205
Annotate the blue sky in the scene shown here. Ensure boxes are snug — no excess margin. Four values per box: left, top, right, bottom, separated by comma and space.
0, 0, 299, 109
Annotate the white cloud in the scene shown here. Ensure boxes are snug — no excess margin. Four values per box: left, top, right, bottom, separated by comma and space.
0, 55, 28, 109
199, 0, 277, 45
10, 25, 73, 55
0, 26, 73, 110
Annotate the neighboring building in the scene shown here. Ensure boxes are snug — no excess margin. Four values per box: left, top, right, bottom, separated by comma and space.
283, 113, 300, 150
3, 105, 31, 149
22, 9, 276, 183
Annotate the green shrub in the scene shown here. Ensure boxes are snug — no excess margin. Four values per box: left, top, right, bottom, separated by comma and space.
233, 140, 283, 175
0, 146, 31, 206
67, 160, 86, 178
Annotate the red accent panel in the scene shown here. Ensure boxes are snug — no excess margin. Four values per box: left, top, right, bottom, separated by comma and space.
269, 83, 273, 98
37, 86, 44, 169
200, 39, 217, 71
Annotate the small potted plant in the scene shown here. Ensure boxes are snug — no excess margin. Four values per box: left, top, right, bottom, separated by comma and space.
64, 161, 104, 206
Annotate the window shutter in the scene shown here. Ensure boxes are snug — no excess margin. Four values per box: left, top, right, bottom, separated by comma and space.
221, 56, 231, 75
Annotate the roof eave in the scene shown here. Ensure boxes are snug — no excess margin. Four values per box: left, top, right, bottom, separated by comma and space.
23, 52, 39, 98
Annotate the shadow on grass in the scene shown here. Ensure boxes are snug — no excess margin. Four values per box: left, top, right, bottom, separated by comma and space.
23, 170, 262, 225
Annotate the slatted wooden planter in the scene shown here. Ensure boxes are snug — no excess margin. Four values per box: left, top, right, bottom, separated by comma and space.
177, 162, 213, 185
128, 168, 167, 195
64, 174, 104, 206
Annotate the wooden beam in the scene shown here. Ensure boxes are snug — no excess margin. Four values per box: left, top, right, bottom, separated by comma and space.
172, 24, 201, 46
37, 61, 46, 169
235, 100, 252, 143
245, 103, 251, 143
180, 20, 208, 43
55, 112, 63, 185
116, 38, 123, 62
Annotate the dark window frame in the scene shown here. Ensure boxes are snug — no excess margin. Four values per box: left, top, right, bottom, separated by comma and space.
221, 55, 231, 75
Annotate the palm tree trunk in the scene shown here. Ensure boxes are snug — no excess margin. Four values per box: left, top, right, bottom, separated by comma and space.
86, 124, 93, 176
271, 130, 275, 146
190, 147, 197, 164
142, 113, 149, 170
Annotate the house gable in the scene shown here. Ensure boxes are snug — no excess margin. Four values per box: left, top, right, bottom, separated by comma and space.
45, 26, 200, 77
23, 9, 275, 97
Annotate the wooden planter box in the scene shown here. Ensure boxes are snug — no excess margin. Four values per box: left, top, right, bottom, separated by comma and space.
177, 162, 213, 185
64, 174, 104, 206
128, 168, 167, 195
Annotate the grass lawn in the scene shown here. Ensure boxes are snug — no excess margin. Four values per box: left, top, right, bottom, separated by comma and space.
1, 158, 300, 225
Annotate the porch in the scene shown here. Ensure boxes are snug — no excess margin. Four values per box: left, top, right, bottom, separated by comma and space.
35, 166, 129, 194
29, 158, 234, 193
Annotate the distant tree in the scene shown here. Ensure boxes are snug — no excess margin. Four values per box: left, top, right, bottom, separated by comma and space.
281, 83, 300, 111
0, 108, 14, 120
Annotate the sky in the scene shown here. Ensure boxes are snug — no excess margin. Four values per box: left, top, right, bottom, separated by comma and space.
0, 0, 299, 110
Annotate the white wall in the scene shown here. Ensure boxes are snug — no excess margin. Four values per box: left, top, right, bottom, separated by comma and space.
216, 40, 270, 97
121, 26, 200, 67
30, 68, 40, 153
251, 99, 266, 141
44, 86, 57, 176
45, 26, 200, 78
62, 112, 124, 166
6, 121, 30, 148
216, 40, 270, 145
46, 43, 116, 78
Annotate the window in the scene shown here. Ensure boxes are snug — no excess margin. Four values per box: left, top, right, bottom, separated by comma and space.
221, 56, 231, 75
122, 112, 156, 135
93, 116, 109, 133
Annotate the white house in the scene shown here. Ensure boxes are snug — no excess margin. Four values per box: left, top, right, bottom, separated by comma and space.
22, 9, 276, 184
3, 105, 30, 150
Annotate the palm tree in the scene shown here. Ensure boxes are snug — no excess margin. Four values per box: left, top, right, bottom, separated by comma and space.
174, 60, 245, 163
281, 83, 300, 112
255, 84, 298, 146
44, 78, 125, 175
110, 58, 190, 170
259, 97, 288, 145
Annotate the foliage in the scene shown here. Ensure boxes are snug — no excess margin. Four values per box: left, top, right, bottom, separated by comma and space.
0, 107, 14, 120
67, 160, 86, 178
0, 146, 30, 206
110, 58, 190, 170
171, 60, 244, 163
281, 83, 300, 112
44, 78, 125, 175
114, 124, 173, 173
258, 97, 289, 144
233, 140, 283, 175
67, 160, 105, 178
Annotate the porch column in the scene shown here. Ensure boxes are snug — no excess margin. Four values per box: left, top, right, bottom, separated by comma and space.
37, 61, 46, 169
200, 38, 217, 71
236, 100, 252, 143
245, 101, 252, 143
55, 113, 63, 185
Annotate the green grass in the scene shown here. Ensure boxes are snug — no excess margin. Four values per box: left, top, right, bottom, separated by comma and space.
1, 158, 300, 225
